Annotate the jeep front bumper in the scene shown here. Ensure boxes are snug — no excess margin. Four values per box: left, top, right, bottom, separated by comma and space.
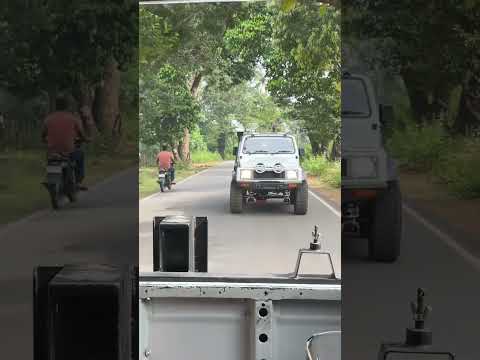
236, 180, 303, 192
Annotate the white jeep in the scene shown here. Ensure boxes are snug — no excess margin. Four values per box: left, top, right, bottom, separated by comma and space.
230, 133, 308, 215
341, 72, 402, 262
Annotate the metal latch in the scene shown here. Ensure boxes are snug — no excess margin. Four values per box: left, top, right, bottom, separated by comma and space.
291, 226, 337, 279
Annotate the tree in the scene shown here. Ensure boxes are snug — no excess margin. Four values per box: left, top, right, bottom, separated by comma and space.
343, 0, 480, 134
140, 3, 260, 160
140, 64, 200, 149
0, 1, 138, 136
225, 2, 341, 155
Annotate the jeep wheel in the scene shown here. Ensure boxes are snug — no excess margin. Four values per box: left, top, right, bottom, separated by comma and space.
369, 181, 402, 262
294, 182, 308, 215
230, 182, 243, 213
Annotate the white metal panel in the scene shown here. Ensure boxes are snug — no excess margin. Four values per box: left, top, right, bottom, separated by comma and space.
139, 279, 341, 360
144, 298, 251, 360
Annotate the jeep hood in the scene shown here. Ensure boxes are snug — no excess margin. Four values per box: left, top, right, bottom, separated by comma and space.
239, 154, 299, 169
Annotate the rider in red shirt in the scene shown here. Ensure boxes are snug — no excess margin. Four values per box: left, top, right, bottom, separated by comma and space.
156, 145, 176, 182
42, 96, 88, 190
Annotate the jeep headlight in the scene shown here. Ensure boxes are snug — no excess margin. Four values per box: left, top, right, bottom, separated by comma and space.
240, 169, 253, 180
349, 157, 377, 178
285, 170, 298, 180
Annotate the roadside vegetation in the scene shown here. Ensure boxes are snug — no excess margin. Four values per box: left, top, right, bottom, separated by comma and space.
388, 123, 480, 199
0, 2, 138, 223
139, 151, 222, 198
344, 1, 480, 201
302, 155, 341, 189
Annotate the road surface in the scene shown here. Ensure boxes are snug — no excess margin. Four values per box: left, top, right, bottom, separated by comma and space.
0, 168, 138, 359
342, 199, 480, 359
139, 161, 341, 277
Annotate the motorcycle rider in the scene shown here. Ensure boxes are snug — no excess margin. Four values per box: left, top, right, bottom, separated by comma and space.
156, 145, 176, 183
42, 96, 89, 190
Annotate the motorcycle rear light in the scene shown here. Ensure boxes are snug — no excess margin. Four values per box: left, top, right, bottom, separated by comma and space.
239, 182, 249, 188
288, 184, 298, 189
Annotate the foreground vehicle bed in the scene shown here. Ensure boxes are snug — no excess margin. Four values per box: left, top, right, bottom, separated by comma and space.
139, 273, 340, 360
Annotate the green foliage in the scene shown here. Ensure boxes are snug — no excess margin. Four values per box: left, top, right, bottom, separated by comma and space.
434, 139, 480, 199
225, 3, 341, 150
343, 0, 480, 132
190, 126, 208, 152
1, 1, 138, 95
139, 2, 340, 160
387, 122, 447, 172
388, 123, 480, 199
302, 156, 341, 188
190, 151, 222, 164
140, 64, 200, 146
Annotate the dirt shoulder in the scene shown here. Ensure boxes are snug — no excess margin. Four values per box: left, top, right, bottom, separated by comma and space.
400, 170, 480, 254
307, 175, 340, 208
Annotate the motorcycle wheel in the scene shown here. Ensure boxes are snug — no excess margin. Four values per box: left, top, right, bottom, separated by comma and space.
160, 180, 165, 192
67, 189, 77, 203
48, 185, 60, 210
66, 171, 77, 202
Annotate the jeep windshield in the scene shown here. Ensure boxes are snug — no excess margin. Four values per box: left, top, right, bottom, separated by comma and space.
242, 136, 295, 154
341, 78, 371, 117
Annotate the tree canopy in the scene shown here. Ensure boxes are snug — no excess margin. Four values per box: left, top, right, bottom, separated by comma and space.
139, 1, 340, 160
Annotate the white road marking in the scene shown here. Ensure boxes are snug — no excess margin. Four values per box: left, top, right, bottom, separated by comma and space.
309, 190, 341, 217
141, 169, 210, 202
403, 204, 480, 272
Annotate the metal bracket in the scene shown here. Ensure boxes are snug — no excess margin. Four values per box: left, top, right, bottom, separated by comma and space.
252, 300, 273, 360
291, 226, 337, 279
292, 249, 336, 279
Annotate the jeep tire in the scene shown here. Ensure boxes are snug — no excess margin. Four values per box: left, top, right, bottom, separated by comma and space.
369, 180, 402, 262
230, 182, 243, 213
294, 182, 308, 215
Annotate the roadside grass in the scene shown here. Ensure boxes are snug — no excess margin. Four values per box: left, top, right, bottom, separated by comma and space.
139, 156, 222, 199
190, 150, 223, 163
302, 156, 341, 189
0, 148, 136, 225
388, 123, 480, 199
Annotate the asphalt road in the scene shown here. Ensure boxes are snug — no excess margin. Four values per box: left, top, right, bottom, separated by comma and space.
139, 161, 341, 277
342, 200, 480, 359
0, 168, 138, 359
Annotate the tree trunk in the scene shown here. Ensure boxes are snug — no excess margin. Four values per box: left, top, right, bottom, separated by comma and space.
48, 85, 57, 112
329, 135, 341, 161
308, 133, 320, 156
180, 128, 191, 161
180, 73, 203, 161
78, 79, 98, 137
98, 57, 121, 135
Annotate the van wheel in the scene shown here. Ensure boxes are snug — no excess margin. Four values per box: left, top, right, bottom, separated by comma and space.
294, 182, 308, 215
369, 181, 402, 262
230, 182, 243, 213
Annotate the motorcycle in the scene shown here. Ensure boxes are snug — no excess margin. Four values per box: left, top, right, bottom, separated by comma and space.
42, 153, 77, 209
157, 167, 173, 192
42, 139, 85, 209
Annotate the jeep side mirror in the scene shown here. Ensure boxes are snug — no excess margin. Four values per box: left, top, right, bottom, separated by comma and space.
299, 148, 305, 158
233, 147, 238, 156
379, 104, 394, 127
